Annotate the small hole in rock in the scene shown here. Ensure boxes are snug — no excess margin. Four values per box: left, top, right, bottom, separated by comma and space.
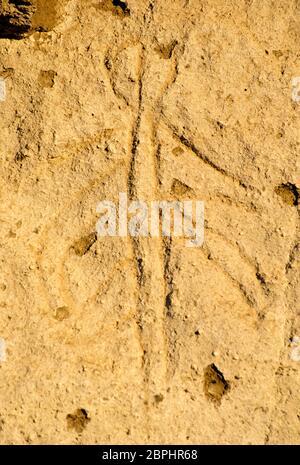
154, 394, 164, 404
72, 233, 97, 256
38, 70, 57, 89
66, 408, 90, 433
54, 306, 70, 321
275, 183, 299, 206
204, 363, 230, 405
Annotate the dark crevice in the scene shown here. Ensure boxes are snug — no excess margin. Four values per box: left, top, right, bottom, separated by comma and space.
0, 0, 60, 39
0, 0, 35, 39
112, 0, 130, 15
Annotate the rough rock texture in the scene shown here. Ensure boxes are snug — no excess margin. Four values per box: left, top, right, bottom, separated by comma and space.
0, 0, 300, 445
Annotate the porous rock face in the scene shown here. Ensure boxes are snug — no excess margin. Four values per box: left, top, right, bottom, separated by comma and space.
0, 0, 300, 445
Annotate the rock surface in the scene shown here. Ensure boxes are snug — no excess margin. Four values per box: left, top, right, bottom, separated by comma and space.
0, 0, 299, 445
